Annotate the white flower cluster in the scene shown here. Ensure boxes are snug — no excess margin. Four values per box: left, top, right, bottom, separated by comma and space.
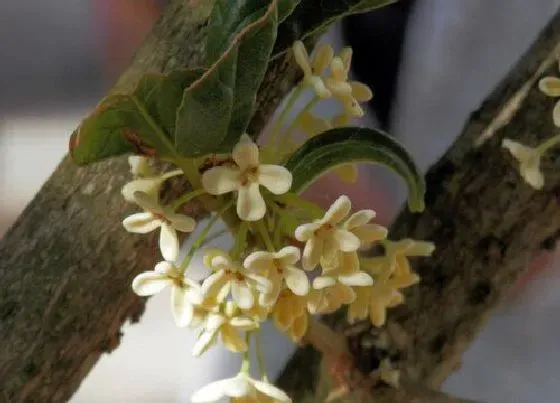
501, 65, 560, 190
120, 133, 433, 402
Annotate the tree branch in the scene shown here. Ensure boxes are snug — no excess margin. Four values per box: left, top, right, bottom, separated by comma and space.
277, 8, 560, 402
0, 1, 298, 401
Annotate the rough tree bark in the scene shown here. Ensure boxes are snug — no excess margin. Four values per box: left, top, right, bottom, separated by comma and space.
0, 1, 298, 401
277, 7, 560, 402
1, 2, 559, 403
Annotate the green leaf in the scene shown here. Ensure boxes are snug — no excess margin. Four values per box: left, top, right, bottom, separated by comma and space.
69, 70, 202, 165
175, 0, 279, 157
273, 0, 397, 58
284, 127, 426, 212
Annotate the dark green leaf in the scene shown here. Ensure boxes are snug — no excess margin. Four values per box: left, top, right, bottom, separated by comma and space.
175, 0, 279, 157
273, 0, 397, 58
69, 70, 202, 165
284, 127, 426, 212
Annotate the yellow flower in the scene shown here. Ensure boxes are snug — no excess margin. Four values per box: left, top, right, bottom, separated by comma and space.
295, 195, 360, 270
292, 41, 333, 98
539, 70, 560, 127
307, 284, 355, 315
121, 169, 183, 203
324, 48, 373, 117
192, 302, 258, 356
502, 138, 544, 189
191, 372, 291, 402
244, 246, 309, 307
202, 134, 292, 221
272, 289, 308, 342
201, 250, 272, 310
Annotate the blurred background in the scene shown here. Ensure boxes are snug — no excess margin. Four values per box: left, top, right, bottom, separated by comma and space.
1, 0, 560, 402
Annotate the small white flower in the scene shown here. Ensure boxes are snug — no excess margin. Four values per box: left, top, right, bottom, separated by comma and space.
121, 169, 182, 203
244, 246, 309, 307
292, 41, 333, 98
123, 191, 196, 261
128, 155, 154, 177
313, 256, 373, 290
201, 250, 272, 309
191, 372, 291, 402
502, 138, 545, 189
192, 302, 258, 356
295, 195, 360, 270
202, 135, 292, 221
132, 261, 203, 327
324, 49, 373, 117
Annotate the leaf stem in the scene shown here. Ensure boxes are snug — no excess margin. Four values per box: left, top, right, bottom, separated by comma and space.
254, 330, 268, 381
256, 220, 275, 252
536, 133, 560, 154
277, 95, 319, 153
269, 83, 306, 145
170, 188, 206, 211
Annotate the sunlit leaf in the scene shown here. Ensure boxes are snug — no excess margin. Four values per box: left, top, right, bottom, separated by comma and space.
284, 127, 426, 212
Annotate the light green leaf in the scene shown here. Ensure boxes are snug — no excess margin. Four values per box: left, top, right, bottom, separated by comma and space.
175, 0, 279, 157
273, 0, 397, 57
69, 70, 202, 165
284, 127, 426, 212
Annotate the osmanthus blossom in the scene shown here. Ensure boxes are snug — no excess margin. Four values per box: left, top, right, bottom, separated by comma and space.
121, 167, 183, 203
324, 48, 373, 117
295, 195, 362, 270
132, 260, 203, 327
272, 289, 308, 342
191, 371, 291, 402
193, 302, 258, 357
307, 283, 356, 315
202, 135, 293, 221
502, 138, 546, 190
243, 246, 309, 307
201, 250, 272, 310
539, 67, 560, 127
123, 191, 196, 261
292, 41, 333, 99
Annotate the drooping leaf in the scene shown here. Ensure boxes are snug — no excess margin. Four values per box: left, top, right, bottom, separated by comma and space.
175, 0, 280, 157
278, 0, 301, 22
284, 127, 426, 212
69, 70, 203, 165
273, 0, 397, 58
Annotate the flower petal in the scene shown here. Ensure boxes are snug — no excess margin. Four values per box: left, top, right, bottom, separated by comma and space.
253, 380, 292, 402
122, 212, 161, 234
201, 271, 229, 301
293, 40, 312, 77
159, 222, 180, 262
231, 282, 255, 309
309, 76, 332, 98
333, 284, 356, 305
233, 134, 260, 170
154, 261, 175, 275
202, 166, 240, 195
192, 329, 219, 357
338, 272, 373, 287
521, 160, 545, 189
345, 209, 375, 229
294, 222, 320, 242
330, 57, 347, 81
302, 237, 323, 271
122, 179, 162, 203
221, 325, 248, 353
275, 246, 301, 266
191, 378, 229, 402
350, 81, 373, 101
553, 100, 560, 128
291, 313, 308, 342
258, 165, 292, 194
539, 76, 560, 97
332, 229, 361, 252
132, 190, 161, 212
237, 182, 266, 221
244, 251, 275, 273
353, 224, 388, 245
324, 195, 351, 224
229, 317, 258, 331
132, 272, 172, 296
312, 276, 336, 290
171, 286, 194, 327
311, 43, 334, 75
285, 267, 309, 296
168, 213, 196, 233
